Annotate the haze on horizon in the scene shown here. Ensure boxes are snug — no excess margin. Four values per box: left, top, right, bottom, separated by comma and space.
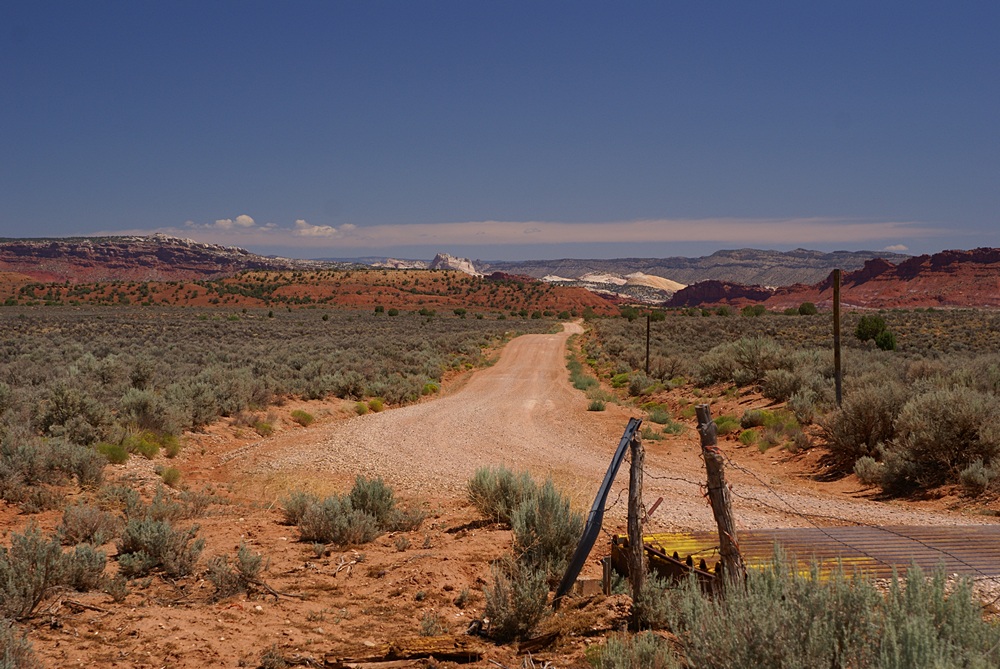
1, 2, 997, 262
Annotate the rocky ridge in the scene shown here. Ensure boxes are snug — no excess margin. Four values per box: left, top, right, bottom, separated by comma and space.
0, 234, 352, 283
668, 248, 1000, 310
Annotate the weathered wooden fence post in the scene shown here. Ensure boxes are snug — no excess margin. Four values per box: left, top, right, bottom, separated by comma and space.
833, 268, 843, 407
627, 430, 645, 630
695, 404, 746, 588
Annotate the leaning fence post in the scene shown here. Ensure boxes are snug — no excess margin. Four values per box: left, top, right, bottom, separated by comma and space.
627, 430, 645, 630
695, 404, 747, 589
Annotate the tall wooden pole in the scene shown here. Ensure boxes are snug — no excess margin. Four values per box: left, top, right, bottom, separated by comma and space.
695, 404, 746, 588
833, 269, 843, 407
627, 432, 645, 630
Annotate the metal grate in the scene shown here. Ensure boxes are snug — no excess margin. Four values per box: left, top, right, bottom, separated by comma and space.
626, 525, 1000, 579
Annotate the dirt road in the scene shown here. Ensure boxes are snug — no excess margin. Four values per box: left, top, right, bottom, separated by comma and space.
238, 323, 989, 532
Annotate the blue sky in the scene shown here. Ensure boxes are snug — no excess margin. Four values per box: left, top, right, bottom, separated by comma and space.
1, 1, 997, 260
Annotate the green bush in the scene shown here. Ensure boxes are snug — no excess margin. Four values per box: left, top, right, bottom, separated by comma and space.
798, 302, 818, 316
355, 401, 368, 415
875, 329, 897, 351
588, 399, 606, 411
483, 558, 549, 643
96, 442, 130, 464
855, 314, 887, 341
647, 407, 671, 424
367, 398, 384, 413
290, 410, 314, 427
714, 415, 741, 436
160, 466, 181, 488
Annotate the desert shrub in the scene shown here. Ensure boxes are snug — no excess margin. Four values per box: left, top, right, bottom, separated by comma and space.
739, 429, 759, 446
281, 490, 318, 525
289, 410, 314, 427
0, 524, 106, 620
116, 517, 204, 577
882, 386, 1000, 488
588, 399, 606, 411
714, 415, 741, 436
118, 388, 179, 435
787, 388, 818, 424
59, 503, 121, 546
740, 409, 766, 428
252, 420, 273, 436
297, 494, 380, 545
698, 337, 785, 387
874, 329, 896, 351
96, 441, 129, 464
100, 484, 143, 519
856, 314, 887, 341
63, 544, 107, 592
649, 553, 1000, 669
367, 398, 384, 413
628, 373, 652, 397
122, 431, 162, 459
355, 401, 368, 415
160, 466, 181, 488
593, 631, 680, 669
762, 368, 800, 402
511, 478, 583, 584
419, 611, 446, 636
0, 618, 42, 669
483, 557, 549, 642
568, 358, 599, 391
821, 381, 908, 470
467, 466, 536, 525
741, 304, 767, 317
853, 455, 884, 486
207, 543, 267, 600
349, 476, 395, 527
798, 302, 818, 316
33, 383, 111, 445
51, 439, 106, 488
647, 407, 671, 425
959, 460, 996, 496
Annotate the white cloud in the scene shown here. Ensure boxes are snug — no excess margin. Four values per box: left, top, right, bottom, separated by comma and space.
291, 220, 358, 238
882, 244, 909, 252
105, 216, 944, 251
211, 214, 256, 230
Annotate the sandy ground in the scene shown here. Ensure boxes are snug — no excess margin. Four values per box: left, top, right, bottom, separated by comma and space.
13, 322, 999, 668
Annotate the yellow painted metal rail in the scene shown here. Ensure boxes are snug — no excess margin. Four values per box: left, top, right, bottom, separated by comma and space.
613, 525, 1000, 580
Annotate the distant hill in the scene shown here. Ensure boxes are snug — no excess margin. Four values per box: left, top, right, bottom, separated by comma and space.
667, 248, 1000, 310
0, 234, 353, 282
478, 248, 911, 287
